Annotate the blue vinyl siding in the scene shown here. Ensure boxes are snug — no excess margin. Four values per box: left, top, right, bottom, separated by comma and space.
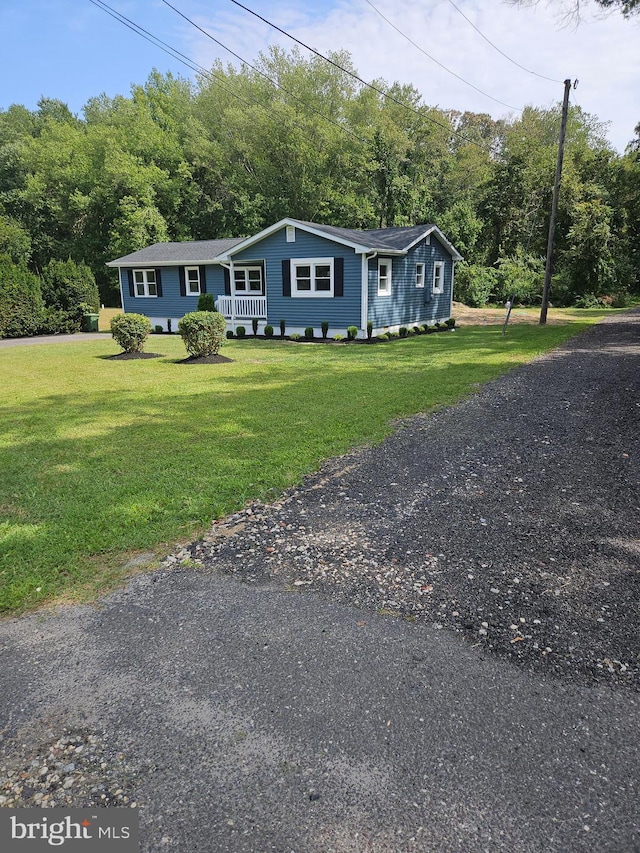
232, 227, 362, 330
367, 235, 453, 329
120, 264, 227, 322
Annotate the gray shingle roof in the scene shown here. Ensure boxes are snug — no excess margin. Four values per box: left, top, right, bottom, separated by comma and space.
294, 221, 437, 252
107, 238, 245, 267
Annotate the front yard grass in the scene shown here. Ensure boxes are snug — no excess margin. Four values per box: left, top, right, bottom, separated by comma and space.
0, 320, 595, 613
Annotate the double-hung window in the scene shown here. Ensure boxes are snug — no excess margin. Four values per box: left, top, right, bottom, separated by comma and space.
378, 258, 392, 296
416, 263, 425, 288
291, 258, 334, 297
185, 267, 201, 295
234, 266, 263, 293
134, 269, 157, 297
433, 261, 445, 294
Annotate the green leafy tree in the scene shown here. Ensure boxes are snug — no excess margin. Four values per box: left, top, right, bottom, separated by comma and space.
0, 254, 44, 338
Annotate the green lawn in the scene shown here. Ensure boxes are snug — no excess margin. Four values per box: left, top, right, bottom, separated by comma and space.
0, 321, 595, 613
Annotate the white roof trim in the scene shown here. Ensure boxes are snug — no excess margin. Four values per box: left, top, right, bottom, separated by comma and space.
106, 258, 225, 268
404, 225, 463, 260
218, 218, 373, 259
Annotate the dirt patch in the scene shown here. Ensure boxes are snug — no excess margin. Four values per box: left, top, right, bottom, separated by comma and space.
452, 301, 558, 325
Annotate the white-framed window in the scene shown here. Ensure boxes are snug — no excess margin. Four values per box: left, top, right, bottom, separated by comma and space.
291, 258, 334, 297
286, 225, 296, 242
234, 266, 263, 293
134, 269, 157, 297
416, 262, 425, 288
377, 258, 392, 296
185, 266, 201, 295
433, 261, 445, 294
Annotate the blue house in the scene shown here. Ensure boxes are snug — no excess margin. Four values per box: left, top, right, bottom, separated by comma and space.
107, 218, 462, 338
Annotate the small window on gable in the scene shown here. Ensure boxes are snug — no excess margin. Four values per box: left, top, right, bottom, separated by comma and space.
433, 261, 445, 294
416, 263, 425, 288
286, 225, 296, 242
134, 269, 157, 297
185, 266, 201, 295
378, 258, 392, 296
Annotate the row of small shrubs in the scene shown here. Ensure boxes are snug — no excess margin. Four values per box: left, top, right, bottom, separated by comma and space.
111, 313, 458, 354
377, 319, 456, 341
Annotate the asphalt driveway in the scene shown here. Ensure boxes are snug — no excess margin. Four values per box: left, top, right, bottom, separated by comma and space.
0, 311, 638, 852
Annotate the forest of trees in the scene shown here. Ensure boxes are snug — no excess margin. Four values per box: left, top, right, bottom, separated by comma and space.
0, 47, 638, 313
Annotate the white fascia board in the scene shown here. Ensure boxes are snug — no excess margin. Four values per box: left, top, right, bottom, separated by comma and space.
405, 226, 463, 261
106, 258, 224, 268
218, 218, 373, 260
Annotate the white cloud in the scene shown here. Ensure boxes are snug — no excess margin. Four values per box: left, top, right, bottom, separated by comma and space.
181, 0, 639, 152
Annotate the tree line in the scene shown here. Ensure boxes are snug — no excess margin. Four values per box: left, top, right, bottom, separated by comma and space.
0, 48, 638, 319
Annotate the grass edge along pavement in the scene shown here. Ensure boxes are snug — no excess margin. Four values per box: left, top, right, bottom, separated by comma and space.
0, 318, 598, 614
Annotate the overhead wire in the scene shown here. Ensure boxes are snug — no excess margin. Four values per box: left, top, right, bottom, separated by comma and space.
89, 0, 368, 144
445, 0, 563, 84
202, 0, 492, 151
361, 0, 522, 112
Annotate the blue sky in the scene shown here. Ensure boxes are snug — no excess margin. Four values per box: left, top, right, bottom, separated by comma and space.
1, 0, 638, 152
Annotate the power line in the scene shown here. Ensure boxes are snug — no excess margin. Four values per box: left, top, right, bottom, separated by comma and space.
222, 0, 491, 151
445, 0, 563, 84
90, 0, 367, 144
362, 0, 522, 112
161, 0, 368, 143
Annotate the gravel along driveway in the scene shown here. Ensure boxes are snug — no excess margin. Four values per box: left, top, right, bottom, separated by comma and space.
0, 311, 638, 853
201, 310, 640, 689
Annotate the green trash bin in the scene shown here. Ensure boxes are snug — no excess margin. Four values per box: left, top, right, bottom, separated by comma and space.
81, 313, 99, 332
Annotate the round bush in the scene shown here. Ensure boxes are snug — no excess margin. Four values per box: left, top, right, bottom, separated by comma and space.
264, 324, 274, 338
178, 311, 227, 357
110, 313, 152, 353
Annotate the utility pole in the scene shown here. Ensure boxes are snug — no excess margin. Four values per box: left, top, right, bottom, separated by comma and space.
540, 78, 573, 325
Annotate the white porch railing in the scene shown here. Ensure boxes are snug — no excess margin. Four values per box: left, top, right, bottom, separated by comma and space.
215, 295, 267, 319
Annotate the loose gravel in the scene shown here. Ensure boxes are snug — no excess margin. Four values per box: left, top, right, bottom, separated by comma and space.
190, 311, 640, 689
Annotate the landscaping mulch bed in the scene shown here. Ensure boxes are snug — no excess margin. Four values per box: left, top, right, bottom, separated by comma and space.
177, 354, 233, 364
106, 352, 163, 360
192, 310, 640, 689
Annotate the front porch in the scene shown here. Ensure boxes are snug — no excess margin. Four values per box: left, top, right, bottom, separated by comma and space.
215, 295, 267, 320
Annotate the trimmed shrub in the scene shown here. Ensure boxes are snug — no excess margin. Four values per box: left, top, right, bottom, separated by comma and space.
0, 255, 45, 339
445, 318, 456, 328
304, 326, 315, 341
367, 320, 373, 340
264, 324, 274, 338
236, 326, 246, 338
412, 325, 422, 335
226, 330, 234, 339
154, 324, 163, 334
406, 327, 416, 336
347, 325, 358, 341
399, 326, 408, 338
110, 313, 152, 353
197, 293, 216, 312
178, 311, 227, 357
251, 317, 259, 336
279, 319, 286, 337
321, 320, 329, 339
